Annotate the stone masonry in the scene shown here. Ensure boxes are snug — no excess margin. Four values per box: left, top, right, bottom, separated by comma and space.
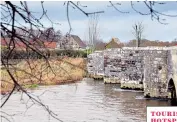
87, 51, 104, 79
104, 48, 122, 83
87, 47, 177, 98
143, 49, 169, 98
104, 47, 144, 90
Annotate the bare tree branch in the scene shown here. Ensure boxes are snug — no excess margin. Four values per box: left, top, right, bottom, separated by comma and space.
109, 1, 129, 13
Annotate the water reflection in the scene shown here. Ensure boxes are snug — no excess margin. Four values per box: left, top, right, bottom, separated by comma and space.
170, 99, 177, 106
1, 79, 174, 122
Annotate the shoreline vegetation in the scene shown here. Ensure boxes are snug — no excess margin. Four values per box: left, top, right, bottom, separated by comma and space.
1, 57, 87, 94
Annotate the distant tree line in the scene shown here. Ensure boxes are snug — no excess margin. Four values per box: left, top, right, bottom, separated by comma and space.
125, 38, 177, 47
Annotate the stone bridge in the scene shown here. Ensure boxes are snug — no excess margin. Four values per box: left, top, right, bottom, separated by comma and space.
87, 47, 177, 100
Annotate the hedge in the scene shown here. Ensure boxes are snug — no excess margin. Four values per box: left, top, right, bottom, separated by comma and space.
1, 49, 88, 59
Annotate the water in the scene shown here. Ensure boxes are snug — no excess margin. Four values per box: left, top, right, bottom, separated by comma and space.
1, 78, 172, 122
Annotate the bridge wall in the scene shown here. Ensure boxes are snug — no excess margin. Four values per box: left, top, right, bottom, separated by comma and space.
143, 49, 168, 98
167, 48, 177, 98
172, 49, 177, 98
104, 49, 122, 83
104, 48, 144, 90
87, 51, 104, 79
87, 47, 177, 98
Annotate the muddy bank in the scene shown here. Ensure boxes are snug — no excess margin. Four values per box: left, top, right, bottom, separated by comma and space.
1, 58, 87, 94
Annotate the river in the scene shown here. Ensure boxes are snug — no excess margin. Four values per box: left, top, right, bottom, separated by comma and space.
1, 78, 172, 122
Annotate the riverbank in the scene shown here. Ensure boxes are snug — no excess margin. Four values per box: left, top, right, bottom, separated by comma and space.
1, 58, 87, 94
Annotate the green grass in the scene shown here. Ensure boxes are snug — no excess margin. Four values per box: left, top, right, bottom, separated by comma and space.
24, 84, 39, 89
83, 48, 94, 55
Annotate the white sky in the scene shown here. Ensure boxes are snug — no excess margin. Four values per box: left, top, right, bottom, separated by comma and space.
11, 1, 177, 42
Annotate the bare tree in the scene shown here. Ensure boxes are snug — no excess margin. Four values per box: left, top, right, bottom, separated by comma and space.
132, 22, 144, 47
87, 13, 101, 52
1, 1, 66, 121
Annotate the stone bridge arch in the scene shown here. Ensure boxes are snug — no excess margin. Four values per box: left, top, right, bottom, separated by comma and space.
167, 78, 177, 100
167, 47, 177, 103
167, 78, 177, 105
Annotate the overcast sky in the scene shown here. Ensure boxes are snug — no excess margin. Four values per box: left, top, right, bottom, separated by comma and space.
13, 1, 177, 42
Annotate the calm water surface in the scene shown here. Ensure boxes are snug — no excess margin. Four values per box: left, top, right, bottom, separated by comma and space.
1, 78, 172, 122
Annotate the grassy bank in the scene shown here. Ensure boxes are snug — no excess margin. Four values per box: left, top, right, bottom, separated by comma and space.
1, 58, 86, 94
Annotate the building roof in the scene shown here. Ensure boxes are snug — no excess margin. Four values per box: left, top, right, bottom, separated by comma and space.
71, 35, 86, 48
1, 38, 57, 49
1, 38, 9, 46
105, 38, 122, 48
1, 38, 26, 48
44, 41, 57, 49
